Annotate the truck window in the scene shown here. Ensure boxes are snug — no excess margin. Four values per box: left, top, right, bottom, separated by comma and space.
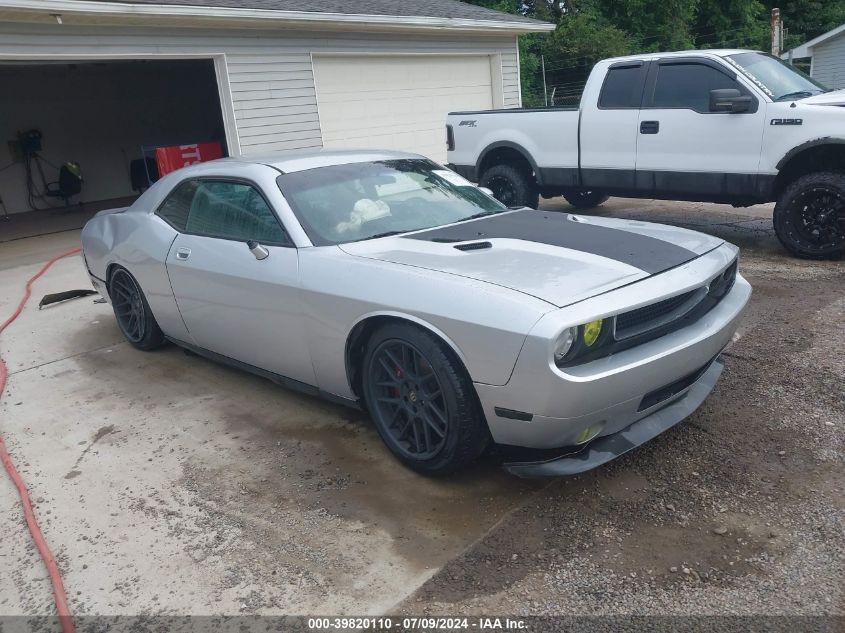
598, 65, 646, 109
651, 63, 739, 112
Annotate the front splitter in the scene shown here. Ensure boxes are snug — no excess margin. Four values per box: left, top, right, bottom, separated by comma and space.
503, 357, 725, 478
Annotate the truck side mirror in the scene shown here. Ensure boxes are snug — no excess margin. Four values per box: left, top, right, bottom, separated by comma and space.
709, 89, 752, 113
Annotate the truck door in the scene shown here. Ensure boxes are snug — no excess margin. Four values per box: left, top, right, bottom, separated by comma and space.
579, 60, 648, 193
635, 58, 766, 199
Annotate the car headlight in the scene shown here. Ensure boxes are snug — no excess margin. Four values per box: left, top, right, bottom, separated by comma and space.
553, 327, 577, 364
554, 318, 610, 367
582, 319, 603, 347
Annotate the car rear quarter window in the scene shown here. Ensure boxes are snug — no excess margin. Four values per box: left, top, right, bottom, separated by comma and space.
598, 64, 646, 109
155, 179, 198, 231
184, 181, 291, 246
651, 63, 740, 112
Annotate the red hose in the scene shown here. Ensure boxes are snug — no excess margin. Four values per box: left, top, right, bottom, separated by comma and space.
0, 247, 80, 633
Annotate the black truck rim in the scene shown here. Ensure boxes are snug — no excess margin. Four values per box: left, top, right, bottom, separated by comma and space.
486, 175, 518, 207
791, 186, 845, 250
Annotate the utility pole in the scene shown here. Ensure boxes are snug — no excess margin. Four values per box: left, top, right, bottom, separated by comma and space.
541, 55, 548, 107
771, 8, 782, 56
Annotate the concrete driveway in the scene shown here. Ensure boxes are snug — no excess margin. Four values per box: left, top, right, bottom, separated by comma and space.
0, 198, 842, 625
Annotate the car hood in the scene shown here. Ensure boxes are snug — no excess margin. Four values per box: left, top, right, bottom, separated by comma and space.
339, 210, 723, 308
800, 89, 845, 106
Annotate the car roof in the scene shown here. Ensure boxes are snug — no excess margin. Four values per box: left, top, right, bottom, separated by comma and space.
601, 49, 757, 64
221, 148, 427, 173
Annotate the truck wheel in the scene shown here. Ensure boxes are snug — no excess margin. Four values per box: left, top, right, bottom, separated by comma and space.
480, 164, 539, 209
774, 172, 845, 259
563, 190, 610, 210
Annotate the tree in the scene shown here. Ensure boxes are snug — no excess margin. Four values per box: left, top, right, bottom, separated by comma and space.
461, 0, 845, 106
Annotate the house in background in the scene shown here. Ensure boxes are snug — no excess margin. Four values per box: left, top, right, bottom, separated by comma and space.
782, 23, 845, 89
0, 0, 552, 223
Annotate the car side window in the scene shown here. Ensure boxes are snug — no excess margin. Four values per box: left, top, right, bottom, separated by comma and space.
651, 63, 741, 112
184, 180, 291, 246
598, 64, 646, 109
155, 179, 198, 231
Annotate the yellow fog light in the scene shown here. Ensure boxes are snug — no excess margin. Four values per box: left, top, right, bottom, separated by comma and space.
575, 423, 603, 445
583, 319, 604, 347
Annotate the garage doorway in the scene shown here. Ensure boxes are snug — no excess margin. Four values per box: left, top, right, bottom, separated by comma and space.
0, 58, 230, 239
313, 54, 498, 163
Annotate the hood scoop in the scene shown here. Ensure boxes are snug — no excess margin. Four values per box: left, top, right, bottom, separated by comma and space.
454, 241, 492, 251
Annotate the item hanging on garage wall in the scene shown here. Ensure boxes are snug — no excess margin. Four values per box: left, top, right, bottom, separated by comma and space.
154, 142, 224, 177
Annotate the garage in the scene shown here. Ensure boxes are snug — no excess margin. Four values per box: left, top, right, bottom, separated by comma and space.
0, 1, 551, 240
0, 58, 229, 221
313, 54, 496, 162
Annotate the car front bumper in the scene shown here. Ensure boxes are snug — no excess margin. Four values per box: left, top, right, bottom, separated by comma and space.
503, 356, 724, 477
474, 251, 750, 455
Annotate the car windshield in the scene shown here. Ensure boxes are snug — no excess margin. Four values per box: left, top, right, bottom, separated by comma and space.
277, 158, 507, 245
725, 52, 828, 101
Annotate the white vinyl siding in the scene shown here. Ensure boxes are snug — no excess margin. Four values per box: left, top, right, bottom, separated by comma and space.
811, 34, 845, 90
0, 23, 521, 156
313, 55, 495, 162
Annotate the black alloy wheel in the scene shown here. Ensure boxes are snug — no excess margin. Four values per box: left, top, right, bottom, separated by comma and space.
563, 189, 610, 209
108, 268, 166, 350
362, 323, 490, 474
480, 164, 539, 209
785, 187, 845, 250
486, 174, 519, 207
774, 172, 845, 259
367, 339, 449, 460
110, 269, 146, 344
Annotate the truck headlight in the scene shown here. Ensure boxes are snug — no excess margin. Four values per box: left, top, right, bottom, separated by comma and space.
553, 327, 577, 364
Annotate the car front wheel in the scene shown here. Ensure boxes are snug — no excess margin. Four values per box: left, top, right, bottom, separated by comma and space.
362, 323, 489, 474
774, 172, 845, 259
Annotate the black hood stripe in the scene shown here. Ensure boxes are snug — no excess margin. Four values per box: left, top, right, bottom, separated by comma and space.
406, 210, 697, 274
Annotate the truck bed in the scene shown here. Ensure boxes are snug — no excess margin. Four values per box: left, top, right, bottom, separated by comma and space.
446, 107, 581, 182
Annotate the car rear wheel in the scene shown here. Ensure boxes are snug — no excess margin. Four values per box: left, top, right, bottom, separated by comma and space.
774, 172, 845, 259
563, 190, 610, 209
109, 268, 166, 351
480, 164, 539, 209
362, 323, 489, 474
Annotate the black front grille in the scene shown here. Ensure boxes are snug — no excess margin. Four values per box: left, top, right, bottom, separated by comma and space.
615, 289, 698, 338
615, 259, 738, 342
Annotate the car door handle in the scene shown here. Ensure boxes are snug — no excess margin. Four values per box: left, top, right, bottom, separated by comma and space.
175, 247, 191, 261
640, 120, 660, 134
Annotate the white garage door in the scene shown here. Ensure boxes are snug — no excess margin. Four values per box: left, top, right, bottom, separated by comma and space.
313, 55, 495, 163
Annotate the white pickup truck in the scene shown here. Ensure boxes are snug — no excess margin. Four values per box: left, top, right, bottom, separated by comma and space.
446, 49, 845, 259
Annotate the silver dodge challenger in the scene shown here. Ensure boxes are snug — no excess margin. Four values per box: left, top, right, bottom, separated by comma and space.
81, 150, 751, 476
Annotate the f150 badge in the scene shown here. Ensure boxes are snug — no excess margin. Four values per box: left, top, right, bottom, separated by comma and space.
771, 118, 803, 125
459, 120, 478, 127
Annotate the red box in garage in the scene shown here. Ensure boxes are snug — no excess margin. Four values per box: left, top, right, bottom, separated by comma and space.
154, 142, 224, 177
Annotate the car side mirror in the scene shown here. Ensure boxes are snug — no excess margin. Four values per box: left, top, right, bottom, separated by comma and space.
709, 88, 752, 113
247, 240, 269, 260
478, 187, 494, 197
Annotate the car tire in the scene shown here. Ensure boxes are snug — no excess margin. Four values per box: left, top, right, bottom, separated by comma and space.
774, 172, 845, 259
480, 164, 539, 209
362, 323, 490, 475
108, 267, 167, 351
563, 190, 610, 209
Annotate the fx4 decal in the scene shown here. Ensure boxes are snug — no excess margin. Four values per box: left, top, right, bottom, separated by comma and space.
770, 118, 803, 126
459, 120, 478, 127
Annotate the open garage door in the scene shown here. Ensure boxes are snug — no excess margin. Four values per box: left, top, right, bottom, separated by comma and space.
313, 55, 495, 163
0, 59, 228, 230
